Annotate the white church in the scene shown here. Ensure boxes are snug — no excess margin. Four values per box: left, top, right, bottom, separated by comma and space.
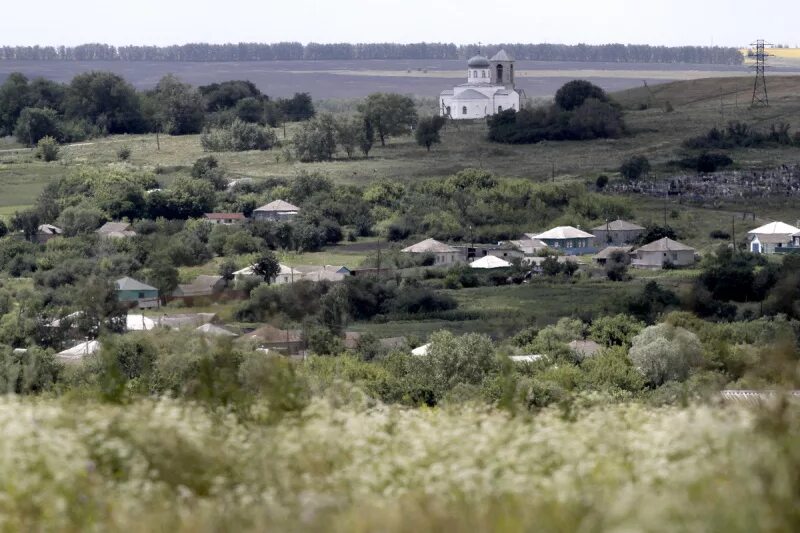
439, 50, 522, 120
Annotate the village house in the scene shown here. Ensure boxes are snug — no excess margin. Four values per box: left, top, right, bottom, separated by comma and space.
195, 323, 237, 337
56, 340, 100, 363
591, 219, 645, 246
115, 277, 159, 309
36, 224, 63, 244
96, 221, 137, 239
747, 221, 800, 254
203, 212, 246, 225
631, 238, 696, 269
530, 226, 597, 255
172, 275, 226, 299
252, 200, 300, 221
242, 324, 304, 355
402, 238, 465, 266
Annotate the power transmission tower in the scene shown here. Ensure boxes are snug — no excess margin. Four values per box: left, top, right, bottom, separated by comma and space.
750, 39, 772, 107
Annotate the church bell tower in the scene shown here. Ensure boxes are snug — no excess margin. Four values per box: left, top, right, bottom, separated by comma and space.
489, 50, 514, 89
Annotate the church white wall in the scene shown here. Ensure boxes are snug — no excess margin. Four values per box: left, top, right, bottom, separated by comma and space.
440, 90, 520, 120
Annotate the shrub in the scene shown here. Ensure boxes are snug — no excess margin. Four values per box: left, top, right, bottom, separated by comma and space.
201, 119, 277, 152
35, 136, 59, 162
628, 323, 704, 385
116, 145, 132, 161
619, 155, 650, 181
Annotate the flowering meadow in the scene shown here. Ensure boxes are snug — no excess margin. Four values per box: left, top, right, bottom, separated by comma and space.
1, 395, 798, 532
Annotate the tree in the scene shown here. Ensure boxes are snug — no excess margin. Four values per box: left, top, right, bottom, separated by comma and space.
359, 93, 418, 146
555, 80, 609, 111
279, 92, 315, 121
0, 73, 31, 136
219, 259, 238, 288
619, 155, 651, 181
627, 323, 703, 385
145, 255, 179, 303
150, 74, 205, 135
541, 256, 563, 276
605, 250, 630, 281
64, 71, 145, 134
293, 114, 337, 161
14, 107, 61, 145
415, 115, 445, 151
335, 117, 361, 158
0, 219, 7, 239
10, 209, 40, 243
56, 206, 106, 236
252, 252, 281, 283
589, 314, 644, 348
359, 117, 375, 157
234, 96, 266, 124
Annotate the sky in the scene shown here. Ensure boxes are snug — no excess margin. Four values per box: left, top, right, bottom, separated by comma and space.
3, 0, 799, 48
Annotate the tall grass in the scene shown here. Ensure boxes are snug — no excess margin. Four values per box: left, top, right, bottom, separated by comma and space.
0, 395, 798, 531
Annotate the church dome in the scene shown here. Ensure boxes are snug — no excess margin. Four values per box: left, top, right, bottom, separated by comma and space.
467, 54, 490, 68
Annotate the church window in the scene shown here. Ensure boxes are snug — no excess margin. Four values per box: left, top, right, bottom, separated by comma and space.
497, 105, 503, 112
481, 70, 486, 78
462, 106, 467, 115
472, 70, 477, 78
446, 106, 451, 116
496, 64, 504, 82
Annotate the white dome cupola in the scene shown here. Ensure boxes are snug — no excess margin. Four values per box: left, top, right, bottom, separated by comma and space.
466, 54, 490, 84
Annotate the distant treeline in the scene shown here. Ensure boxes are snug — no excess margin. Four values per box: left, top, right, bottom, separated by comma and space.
0, 42, 744, 65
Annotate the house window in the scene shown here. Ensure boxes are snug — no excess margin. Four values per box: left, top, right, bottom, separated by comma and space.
672, 253, 678, 260
138, 292, 145, 298
462, 106, 467, 115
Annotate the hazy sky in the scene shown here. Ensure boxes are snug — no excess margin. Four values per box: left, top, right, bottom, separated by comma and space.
3, 0, 799, 48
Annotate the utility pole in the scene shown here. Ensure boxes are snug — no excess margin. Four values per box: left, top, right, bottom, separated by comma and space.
731, 215, 736, 253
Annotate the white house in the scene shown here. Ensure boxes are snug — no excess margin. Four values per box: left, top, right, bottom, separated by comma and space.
631, 237, 696, 269
234, 264, 302, 284
747, 221, 800, 254
252, 200, 300, 221
402, 238, 465, 266
591, 219, 645, 246
439, 50, 521, 120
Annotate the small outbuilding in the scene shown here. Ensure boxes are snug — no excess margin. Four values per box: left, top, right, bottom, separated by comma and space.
252, 200, 300, 221
96, 222, 136, 239
631, 238, 696, 269
56, 340, 100, 363
594, 246, 633, 266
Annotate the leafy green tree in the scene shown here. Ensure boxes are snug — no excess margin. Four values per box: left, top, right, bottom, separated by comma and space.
589, 314, 645, 347
293, 114, 337, 161
555, 80, 609, 111
279, 92, 315, 121
359, 93, 418, 146
144, 255, 179, 303
0, 73, 31, 136
628, 323, 704, 385
198, 80, 262, 111
619, 155, 651, 181
150, 74, 205, 135
582, 346, 645, 392
0, 346, 61, 394
64, 71, 145, 133
415, 115, 445, 151
252, 252, 281, 283
0, 219, 7, 238
73, 276, 127, 337
234, 96, 265, 124
605, 250, 630, 281
335, 117, 361, 158
219, 259, 237, 288
359, 117, 375, 157
14, 107, 61, 145
56, 205, 106, 236
10, 209, 40, 243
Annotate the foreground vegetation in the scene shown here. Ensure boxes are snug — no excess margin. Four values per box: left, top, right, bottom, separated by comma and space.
1, 394, 798, 531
